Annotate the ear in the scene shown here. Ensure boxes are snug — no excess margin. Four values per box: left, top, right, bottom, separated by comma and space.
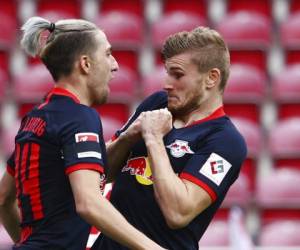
79, 55, 91, 74
206, 68, 221, 89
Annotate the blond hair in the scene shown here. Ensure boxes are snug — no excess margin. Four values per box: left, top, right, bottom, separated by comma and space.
21, 16, 100, 81
162, 27, 230, 92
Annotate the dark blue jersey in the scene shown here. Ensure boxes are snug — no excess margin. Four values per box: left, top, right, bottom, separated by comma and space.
6, 87, 106, 250
93, 91, 247, 250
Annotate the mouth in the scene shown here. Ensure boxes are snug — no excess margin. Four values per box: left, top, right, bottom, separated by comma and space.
110, 68, 118, 79
168, 95, 178, 101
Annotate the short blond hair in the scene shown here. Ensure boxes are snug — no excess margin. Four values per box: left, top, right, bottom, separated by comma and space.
162, 27, 230, 92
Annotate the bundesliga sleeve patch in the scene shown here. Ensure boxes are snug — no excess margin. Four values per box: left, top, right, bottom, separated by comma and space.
75, 132, 99, 143
199, 153, 232, 186
73, 132, 102, 159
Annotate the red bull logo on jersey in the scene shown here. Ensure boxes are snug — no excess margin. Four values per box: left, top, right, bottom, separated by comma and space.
122, 157, 153, 185
166, 140, 194, 158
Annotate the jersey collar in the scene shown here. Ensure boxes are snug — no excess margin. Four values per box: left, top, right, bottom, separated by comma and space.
49, 87, 80, 104
186, 106, 226, 127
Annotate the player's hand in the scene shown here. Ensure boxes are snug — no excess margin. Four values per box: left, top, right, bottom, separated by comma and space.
140, 108, 172, 139
121, 114, 143, 144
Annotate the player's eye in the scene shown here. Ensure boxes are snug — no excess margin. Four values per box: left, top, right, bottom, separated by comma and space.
172, 72, 183, 80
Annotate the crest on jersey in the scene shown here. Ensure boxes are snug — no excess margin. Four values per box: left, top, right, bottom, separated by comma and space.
166, 139, 194, 158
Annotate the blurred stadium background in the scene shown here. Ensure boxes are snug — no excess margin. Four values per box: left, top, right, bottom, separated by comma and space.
0, 0, 300, 249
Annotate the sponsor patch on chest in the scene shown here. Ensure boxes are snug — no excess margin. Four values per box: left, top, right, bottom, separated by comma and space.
199, 153, 232, 186
166, 139, 194, 158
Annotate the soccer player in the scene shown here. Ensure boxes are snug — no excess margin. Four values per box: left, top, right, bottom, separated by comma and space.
0, 17, 165, 250
92, 27, 247, 250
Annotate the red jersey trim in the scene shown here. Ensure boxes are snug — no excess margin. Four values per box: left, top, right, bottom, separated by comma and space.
187, 106, 225, 127
20, 226, 33, 243
38, 87, 80, 109
111, 134, 118, 142
180, 172, 217, 202
65, 163, 104, 175
6, 164, 15, 176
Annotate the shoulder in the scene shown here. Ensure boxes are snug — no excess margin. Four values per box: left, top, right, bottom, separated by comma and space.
136, 91, 168, 112
46, 101, 101, 130
204, 117, 248, 164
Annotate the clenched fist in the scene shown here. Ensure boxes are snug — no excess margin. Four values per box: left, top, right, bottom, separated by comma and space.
140, 108, 173, 140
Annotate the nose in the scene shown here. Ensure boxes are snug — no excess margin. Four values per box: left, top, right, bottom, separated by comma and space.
163, 76, 174, 91
112, 56, 119, 72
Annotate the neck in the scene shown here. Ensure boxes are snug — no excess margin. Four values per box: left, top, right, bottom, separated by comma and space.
56, 75, 91, 106
173, 94, 223, 128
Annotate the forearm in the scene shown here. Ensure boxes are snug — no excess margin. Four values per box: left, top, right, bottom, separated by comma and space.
105, 133, 133, 182
145, 136, 190, 224
81, 196, 162, 250
0, 201, 21, 242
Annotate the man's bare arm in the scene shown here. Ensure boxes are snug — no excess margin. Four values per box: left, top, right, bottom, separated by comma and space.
0, 172, 21, 242
69, 169, 165, 250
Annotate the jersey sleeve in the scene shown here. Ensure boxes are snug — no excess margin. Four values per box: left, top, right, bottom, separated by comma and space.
59, 108, 105, 175
6, 152, 15, 176
179, 130, 247, 203
113, 91, 168, 139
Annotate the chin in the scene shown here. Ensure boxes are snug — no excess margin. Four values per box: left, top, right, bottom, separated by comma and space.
93, 94, 108, 106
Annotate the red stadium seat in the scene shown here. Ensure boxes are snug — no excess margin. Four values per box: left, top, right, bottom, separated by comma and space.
280, 12, 300, 65
231, 117, 262, 158
141, 66, 167, 97
13, 64, 53, 103
0, 0, 17, 18
38, 10, 78, 21
272, 64, 300, 119
13, 64, 53, 117
0, 51, 10, 78
95, 12, 143, 49
2, 120, 20, 157
222, 171, 251, 207
152, 12, 206, 64
107, 66, 137, 102
101, 116, 123, 142
224, 64, 266, 122
94, 103, 130, 124
290, 0, 300, 14
217, 11, 271, 71
256, 168, 300, 208
100, 0, 143, 18
230, 117, 261, 195
225, 64, 266, 103
269, 118, 300, 159
162, 0, 207, 18
36, 0, 81, 18
95, 11, 142, 72
227, 0, 272, 18
0, 68, 7, 102
199, 220, 229, 246
259, 220, 300, 246
0, 11, 17, 50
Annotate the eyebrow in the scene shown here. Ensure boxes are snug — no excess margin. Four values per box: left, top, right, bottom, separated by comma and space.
167, 66, 184, 72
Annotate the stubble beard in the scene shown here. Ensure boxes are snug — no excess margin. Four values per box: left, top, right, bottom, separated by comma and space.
168, 93, 203, 118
